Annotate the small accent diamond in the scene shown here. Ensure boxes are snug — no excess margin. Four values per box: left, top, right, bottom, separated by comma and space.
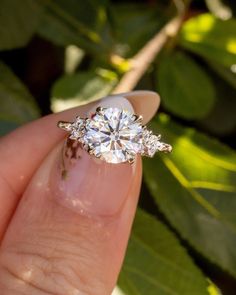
69, 117, 85, 140
141, 129, 160, 157
141, 128, 172, 156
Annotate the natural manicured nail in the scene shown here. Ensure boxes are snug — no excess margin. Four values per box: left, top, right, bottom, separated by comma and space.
50, 96, 137, 216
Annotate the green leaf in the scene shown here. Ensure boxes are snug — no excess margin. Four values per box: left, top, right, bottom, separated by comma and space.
157, 52, 215, 119
179, 13, 236, 67
198, 72, 236, 136
110, 3, 165, 58
144, 114, 236, 278
207, 280, 222, 295
51, 69, 117, 112
208, 61, 236, 90
119, 209, 209, 295
0, 61, 40, 135
0, 0, 43, 50
37, 0, 111, 56
0, 121, 19, 136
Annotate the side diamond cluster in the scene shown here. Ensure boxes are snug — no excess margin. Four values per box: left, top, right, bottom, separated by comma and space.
141, 128, 172, 157
69, 116, 85, 140
65, 109, 172, 163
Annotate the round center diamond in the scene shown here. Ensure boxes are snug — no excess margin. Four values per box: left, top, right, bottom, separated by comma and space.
83, 107, 143, 163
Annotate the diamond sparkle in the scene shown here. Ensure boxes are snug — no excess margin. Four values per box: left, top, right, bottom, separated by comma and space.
57, 107, 172, 163
83, 107, 143, 163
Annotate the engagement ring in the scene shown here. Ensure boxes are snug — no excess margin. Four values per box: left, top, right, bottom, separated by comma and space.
58, 107, 172, 164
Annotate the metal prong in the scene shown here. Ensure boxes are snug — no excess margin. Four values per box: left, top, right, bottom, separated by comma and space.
127, 157, 135, 164
88, 149, 94, 155
133, 114, 143, 123
87, 146, 96, 156
69, 134, 78, 140
87, 148, 102, 160
158, 142, 172, 153
57, 121, 73, 132
126, 151, 136, 164
96, 106, 104, 113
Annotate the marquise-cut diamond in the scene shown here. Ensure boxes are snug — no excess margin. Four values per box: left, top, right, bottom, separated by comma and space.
83, 108, 143, 163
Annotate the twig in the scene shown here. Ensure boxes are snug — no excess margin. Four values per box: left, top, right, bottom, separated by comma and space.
112, 15, 184, 94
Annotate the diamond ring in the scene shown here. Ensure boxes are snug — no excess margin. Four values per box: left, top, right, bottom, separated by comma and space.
58, 107, 172, 164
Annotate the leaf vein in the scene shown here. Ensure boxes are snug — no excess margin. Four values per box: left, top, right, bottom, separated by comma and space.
162, 157, 220, 218
131, 234, 198, 279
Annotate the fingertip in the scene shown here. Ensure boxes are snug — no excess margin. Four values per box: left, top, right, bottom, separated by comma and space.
121, 90, 160, 124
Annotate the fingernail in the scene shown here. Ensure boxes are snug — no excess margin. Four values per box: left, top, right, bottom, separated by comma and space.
50, 96, 137, 217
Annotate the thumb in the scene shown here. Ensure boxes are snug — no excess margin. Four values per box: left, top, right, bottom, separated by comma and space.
0, 95, 156, 295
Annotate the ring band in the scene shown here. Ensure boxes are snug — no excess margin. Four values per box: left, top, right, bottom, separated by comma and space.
58, 107, 172, 164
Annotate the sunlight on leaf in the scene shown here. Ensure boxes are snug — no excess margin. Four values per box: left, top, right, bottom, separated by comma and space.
51, 69, 117, 112
110, 54, 132, 73
119, 209, 209, 295
179, 13, 236, 67
207, 280, 222, 295
227, 40, 236, 54
183, 14, 216, 39
144, 114, 236, 278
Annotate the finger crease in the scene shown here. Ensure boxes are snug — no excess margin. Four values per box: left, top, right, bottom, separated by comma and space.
1, 263, 54, 295
0, 169, 19, 198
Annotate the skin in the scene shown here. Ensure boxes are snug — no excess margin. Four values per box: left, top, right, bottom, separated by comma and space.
0, 91, 159, 295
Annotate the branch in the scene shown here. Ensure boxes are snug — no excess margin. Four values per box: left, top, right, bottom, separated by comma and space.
112, 15, 183, 94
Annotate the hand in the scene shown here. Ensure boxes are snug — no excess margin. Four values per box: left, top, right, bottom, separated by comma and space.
0, 91, 159, 295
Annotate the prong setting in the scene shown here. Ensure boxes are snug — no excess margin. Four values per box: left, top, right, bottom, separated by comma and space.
126, 151, 136, 164
96, 106, 104, 114
57, 106, 172, 164
132, 114, 143, 124
57, 121, 73, 132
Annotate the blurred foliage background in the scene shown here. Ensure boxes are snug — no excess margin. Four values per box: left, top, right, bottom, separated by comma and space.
0, 0, 236, 294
